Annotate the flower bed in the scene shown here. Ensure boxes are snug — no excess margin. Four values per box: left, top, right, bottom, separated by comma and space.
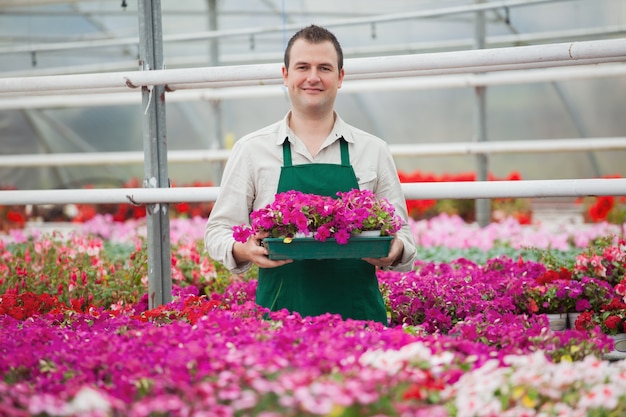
1, 215, 626, 416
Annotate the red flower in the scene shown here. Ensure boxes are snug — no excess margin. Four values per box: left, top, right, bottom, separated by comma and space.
0, 291, 65, 320
573, 311, 595, 331
527, 298, 539, 314
72, 204, 97, 223
6, 210, 25, 224
514, 212, 532, 225
588, 196, 614, 222
175, 202, 190, 214
402, 372, 445, 401
537, 270, 557, 285
507, 171, 522, 181
557, 267, 572, 281
604, 315, 622, 331
131, 205, 146, 219
605, 299, 626, 311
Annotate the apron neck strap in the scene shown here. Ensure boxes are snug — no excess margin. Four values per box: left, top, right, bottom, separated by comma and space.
339, 138, 349, 166
282, 138, 293, 167
282, 137, 349, 167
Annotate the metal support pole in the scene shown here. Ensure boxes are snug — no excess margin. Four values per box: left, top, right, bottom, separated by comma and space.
207, 0, 225, 183
138, 0, 172, 309
474, 0, 491, 227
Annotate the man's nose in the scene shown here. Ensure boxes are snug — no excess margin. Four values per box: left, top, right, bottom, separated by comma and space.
307, 69, 321, 82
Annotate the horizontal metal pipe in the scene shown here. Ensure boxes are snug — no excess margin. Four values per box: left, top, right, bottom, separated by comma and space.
1, 178, 625, 206
0, 149, 231, 167
401, 178, 626, 200
1, 62, 625, 110
1, 38, 624, 94
1, 138, 625, 168
4, 24, 624, 80
0, 187, 217, 206
391, 137, 626, 156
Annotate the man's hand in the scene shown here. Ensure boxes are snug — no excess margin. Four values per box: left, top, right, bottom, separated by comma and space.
233, 231, 293, 268
363, 235, 404, 269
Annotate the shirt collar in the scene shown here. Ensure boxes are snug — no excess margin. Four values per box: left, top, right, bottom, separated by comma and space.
276, 111, 355, 145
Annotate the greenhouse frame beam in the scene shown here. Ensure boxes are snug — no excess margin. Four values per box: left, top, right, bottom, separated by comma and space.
0, 0, 568, 55
0, 38, 624, 95
3, 24, 624, 79
1, 62, 625, 110
474, 0, 490, 227
137, 0, 172, 309
2, 178, 625, 206
2, 137, 625, 168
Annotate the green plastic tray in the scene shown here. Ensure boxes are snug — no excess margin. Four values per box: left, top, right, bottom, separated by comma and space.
264, 236, 393, 260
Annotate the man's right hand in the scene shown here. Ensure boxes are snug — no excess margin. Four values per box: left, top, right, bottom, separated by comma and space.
233, 231, 293, 268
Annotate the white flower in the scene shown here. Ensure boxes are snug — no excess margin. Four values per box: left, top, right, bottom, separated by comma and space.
64, 387, 111, 415
578, 383, 620, 410
358, 341, 440, 375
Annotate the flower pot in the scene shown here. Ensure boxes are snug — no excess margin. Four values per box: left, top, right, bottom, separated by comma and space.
263, 236, 393, 260
609, 333, 626, 353
567, 312, 582, 329
545, 313, 567, 331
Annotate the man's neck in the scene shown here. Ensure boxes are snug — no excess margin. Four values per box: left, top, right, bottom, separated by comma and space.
288, 110, 335, 157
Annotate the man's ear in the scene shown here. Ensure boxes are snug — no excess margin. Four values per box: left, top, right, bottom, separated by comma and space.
337, 68, 345, 88
282, 66, 288, 86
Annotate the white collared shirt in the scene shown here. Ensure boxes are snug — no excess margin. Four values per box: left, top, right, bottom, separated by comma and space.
204, 112, 417, 273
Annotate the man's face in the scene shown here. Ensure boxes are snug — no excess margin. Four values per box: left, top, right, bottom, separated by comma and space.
282, 39, 344, 115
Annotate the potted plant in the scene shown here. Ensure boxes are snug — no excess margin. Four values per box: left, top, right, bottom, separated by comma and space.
334, 189, 403, 237
233, 189, 403, 244
573, 236, 626, 287
523, 268, 574, 312
522, 268, 577, 330
573, 299, 626, 352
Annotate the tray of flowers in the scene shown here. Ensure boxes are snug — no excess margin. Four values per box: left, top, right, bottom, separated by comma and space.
232, 189, 403, 261
263, 235, 393, 260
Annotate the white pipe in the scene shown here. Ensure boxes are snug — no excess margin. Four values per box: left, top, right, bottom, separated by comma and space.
0, 149, 231, 167
2, 138, 625, 168
1, 178, 625, 206
3, 24, 624, 80
0, 0, 100, 6
2, 63, 625, 110
345, 40, 626, 75
1, 39, 624, 94
391, 137, 626, 157
154, 57, 626, 91
401, 179, 626, 200
0, 187, 221, 205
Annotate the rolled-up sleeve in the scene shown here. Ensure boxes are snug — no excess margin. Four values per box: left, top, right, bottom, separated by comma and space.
204, 141, 254, 273
373, 143, 417, 272
205, 121, 284, 274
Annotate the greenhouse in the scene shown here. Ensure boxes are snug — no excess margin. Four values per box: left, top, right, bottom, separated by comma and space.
2, 1, 626, 416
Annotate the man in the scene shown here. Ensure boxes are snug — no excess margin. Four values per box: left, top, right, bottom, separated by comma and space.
205, 25, 416, 325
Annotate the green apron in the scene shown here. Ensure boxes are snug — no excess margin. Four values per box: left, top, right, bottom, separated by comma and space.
256, 138, 388, 325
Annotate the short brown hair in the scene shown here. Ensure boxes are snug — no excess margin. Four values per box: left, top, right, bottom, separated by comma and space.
284, 25, 343, 71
